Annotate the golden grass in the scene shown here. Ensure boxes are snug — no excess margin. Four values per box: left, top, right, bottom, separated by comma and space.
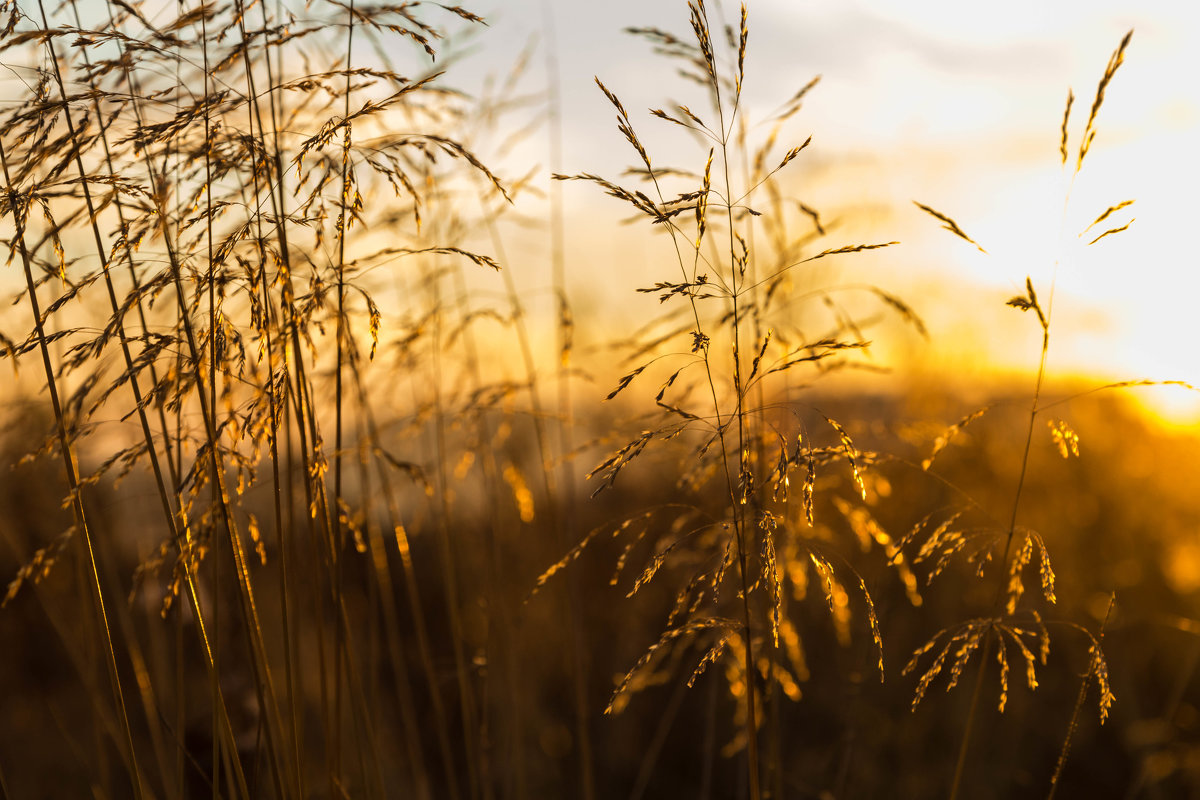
0, 1, 1195, 798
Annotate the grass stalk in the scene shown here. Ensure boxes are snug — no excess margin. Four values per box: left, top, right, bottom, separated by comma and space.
540, 4, 596, 793
229, 4, 305, 786
329, 0, 358, 784
426, 247, 484, 800
353, 364, 455, 799
0, 136, 145, 799
948, 634, 993, 800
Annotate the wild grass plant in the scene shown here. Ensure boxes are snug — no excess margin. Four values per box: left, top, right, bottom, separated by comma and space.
548, 6, 1194, 799
901, 32, 1137, 800
546, 2, 926, 797
0, 0, 1197, 798
0, 0, 524, 796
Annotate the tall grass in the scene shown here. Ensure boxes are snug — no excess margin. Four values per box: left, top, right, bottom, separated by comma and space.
548, 3, 929, 797
0, 0, 509, 795
0, 1, 1195, 798
904, 31, 1140, 800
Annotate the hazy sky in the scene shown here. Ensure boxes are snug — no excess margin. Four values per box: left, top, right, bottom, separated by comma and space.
446, 0, 1200, 421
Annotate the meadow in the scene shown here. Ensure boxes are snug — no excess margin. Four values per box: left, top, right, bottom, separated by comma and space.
0, 0, 1198, 798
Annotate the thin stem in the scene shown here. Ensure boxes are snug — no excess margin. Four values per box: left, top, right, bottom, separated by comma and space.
0, 138, 144, 800
541, 4, 594, 796
332, 0, 357, 784
949, 633, 994, 800
701, 4, 760, 795
1048, 594, 1116, 799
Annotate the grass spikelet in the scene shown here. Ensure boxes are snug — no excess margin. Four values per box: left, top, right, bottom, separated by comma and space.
802, 444, 816, 525
607, 364, 649, 400
689, 632, 731, 687
594, 77, 651, 171
1085, 218, 1134, 246
1076, 30, 1133, 172
1083, 199, 1134, 233
696, 147, 712, 246
611, 527, 650, 586
824, 414, 865, 499
1005, 530, 1036, 615
944, 624, 987, 692
1049, 597, 1117, 797
769, 433, 789, 502
857, 574, 885, 681
503, 464, 536, 522
628, 548, 671, 598
913, 201, 987, 253
905, 620, 1008, 712
1034, 536, 1057, 604
809, 552, 838, 615
606, 617, 736, 715
1090, 641, 1115, 723
686, 0, 717, 84
735, 3, 747, 93
2, 527, 74, 608
776, 135, 812, 171
747, 329, 772, 384
869, 287, 929, 338
922, 407, 991, 470
528, 527, 605, 600
806, 241, 899, 261
999, 624, 1043, 694
834, 497, 923, 606
759, 511, 781, 647
246, 512, 267, 566
587, 430, 655, 495
1059, 89, 1074, 165
711, 538, 736, 602
1007, 278, 1048, 334
996, 635, 1011, 712
1048, 419, 1080, 459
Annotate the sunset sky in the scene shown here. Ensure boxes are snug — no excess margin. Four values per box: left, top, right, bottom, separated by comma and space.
451, 0, 1200, 423
2, 0, 1193, 421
